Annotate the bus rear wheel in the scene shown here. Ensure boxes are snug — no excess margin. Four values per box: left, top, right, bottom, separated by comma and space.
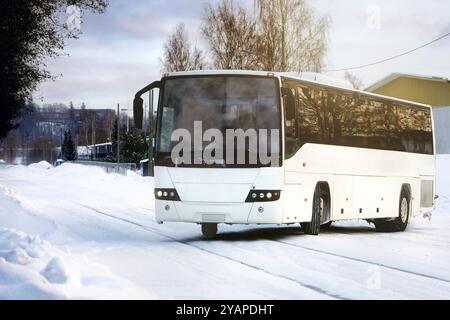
201, 223, 218, 239
375, 190, 410, 232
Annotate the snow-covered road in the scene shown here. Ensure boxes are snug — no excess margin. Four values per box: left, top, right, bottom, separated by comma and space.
1, 157, 450, 299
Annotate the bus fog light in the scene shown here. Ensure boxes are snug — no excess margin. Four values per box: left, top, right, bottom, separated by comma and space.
165, 205, 170, 211
258, 206, 264, 213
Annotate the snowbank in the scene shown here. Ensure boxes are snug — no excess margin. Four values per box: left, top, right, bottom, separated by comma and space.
0, 228, 66, 299
0, 162, 156, 299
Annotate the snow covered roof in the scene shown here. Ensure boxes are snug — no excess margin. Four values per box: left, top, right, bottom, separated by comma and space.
88, 142, 112, 148
366, 73, 450, 92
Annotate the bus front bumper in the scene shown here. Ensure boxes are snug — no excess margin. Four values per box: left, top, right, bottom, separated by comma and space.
155, 200, 284, 225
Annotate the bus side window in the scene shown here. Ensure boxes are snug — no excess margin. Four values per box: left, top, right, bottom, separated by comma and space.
282, 86, 301, 159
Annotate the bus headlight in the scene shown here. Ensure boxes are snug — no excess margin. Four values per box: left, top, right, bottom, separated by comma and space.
155, 188, 181, 201
246, 190, 281, 202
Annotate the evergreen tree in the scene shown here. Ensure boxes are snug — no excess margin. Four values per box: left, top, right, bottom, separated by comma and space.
62, 130, 77, 161
62, 131, 68, 159
108, 121, 148, 164
120, 128, 148, 166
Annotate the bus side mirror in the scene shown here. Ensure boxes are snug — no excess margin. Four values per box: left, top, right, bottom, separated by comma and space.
133, 97, 144, 129
133, 80, 161, 130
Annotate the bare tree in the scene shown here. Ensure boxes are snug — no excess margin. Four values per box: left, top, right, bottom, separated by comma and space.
160, 23, 206, 72
255, 0, 330, 72
344, 71, 364, 90
202, 0, 259, 70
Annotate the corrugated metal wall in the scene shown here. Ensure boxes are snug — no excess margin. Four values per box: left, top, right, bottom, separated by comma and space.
433, 106, 450, 154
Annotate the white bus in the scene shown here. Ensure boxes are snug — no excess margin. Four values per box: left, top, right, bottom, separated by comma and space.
133, 70, 436, 238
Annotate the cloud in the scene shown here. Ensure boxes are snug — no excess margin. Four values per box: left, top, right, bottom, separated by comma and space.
35, 0, 450, 108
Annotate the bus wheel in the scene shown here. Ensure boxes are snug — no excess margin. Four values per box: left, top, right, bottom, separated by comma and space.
301, 185, 323, 235
201, 223, 218, 239
321, 221, 333, 230
375, 190, 410, 232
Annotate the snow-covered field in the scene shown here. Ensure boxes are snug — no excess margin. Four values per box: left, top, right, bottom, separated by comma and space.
0, 157, 449, 299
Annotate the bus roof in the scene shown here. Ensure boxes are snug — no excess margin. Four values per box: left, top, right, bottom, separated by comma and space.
162, 70, 432, 110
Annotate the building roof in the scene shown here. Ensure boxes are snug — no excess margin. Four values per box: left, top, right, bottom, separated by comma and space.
365, 73, 450, 92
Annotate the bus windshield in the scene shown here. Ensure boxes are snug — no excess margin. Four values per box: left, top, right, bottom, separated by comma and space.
156, 75, 281, 167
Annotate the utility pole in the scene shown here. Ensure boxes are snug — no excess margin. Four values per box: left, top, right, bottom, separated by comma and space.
92, 112, 96, 160
126, 111, 129, 133
117, 103, 120, 165
144, 102, 148, 137
149, 90, 154, 176
60, 127, 63, 159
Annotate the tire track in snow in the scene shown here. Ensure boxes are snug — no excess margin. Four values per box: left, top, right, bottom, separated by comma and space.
264, 237, 450, 284
70, 201, 345, 300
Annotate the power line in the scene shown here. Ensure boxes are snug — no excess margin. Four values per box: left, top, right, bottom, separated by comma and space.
323, 32, 450, 73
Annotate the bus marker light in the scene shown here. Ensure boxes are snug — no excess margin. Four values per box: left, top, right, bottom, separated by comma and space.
155, 188, 181, 201
245, 190, 281, 202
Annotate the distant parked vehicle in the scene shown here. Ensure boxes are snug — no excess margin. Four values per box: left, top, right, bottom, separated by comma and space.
0, 159, 6, 166
140, 159, 149, 176
54, 159, 65, 167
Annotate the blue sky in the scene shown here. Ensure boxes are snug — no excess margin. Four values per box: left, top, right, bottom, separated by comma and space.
34, 0, 450, 109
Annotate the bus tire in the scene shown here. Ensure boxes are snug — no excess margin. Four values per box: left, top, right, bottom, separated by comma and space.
321, 221, 333, 230
201, 223, 218, 239
375, 189, 410, 232
301, 185, 322, 235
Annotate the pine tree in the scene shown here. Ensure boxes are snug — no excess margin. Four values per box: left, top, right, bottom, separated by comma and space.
120, 128, 148, 166
62, 131, 68, 160
62, 130, 77, 161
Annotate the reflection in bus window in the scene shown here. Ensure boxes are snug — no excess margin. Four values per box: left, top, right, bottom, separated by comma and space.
282, 78, 433, 157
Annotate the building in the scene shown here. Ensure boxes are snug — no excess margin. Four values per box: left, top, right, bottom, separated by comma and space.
366, 73, 450, 154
